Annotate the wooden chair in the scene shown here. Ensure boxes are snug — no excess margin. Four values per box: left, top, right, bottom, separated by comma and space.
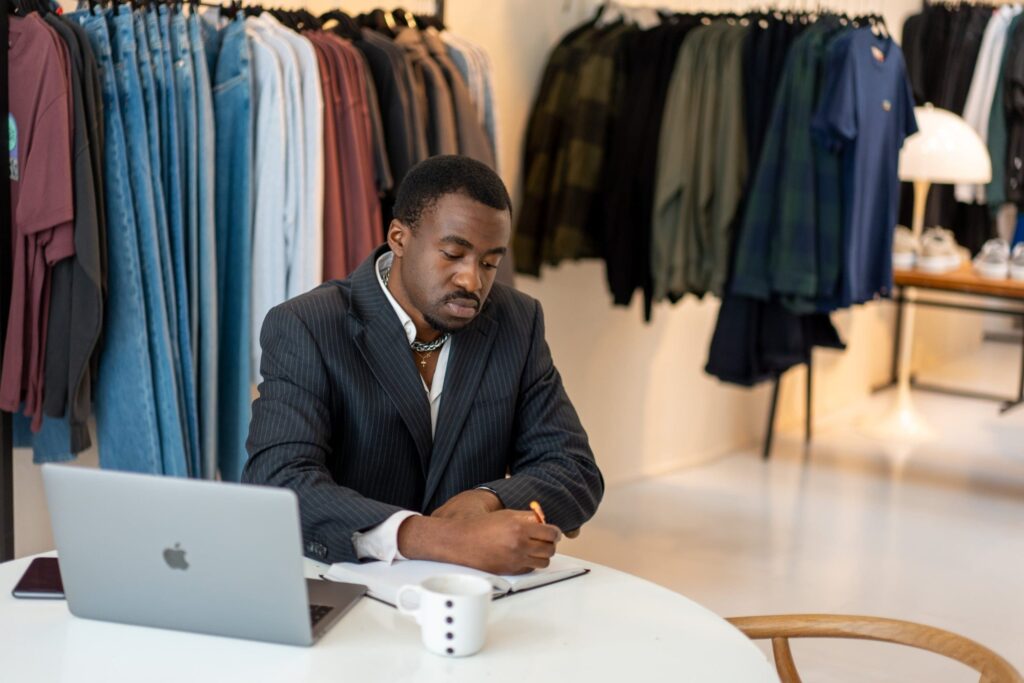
727, 614, 1023, 683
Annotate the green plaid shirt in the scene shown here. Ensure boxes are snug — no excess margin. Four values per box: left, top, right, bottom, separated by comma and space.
732, 21, 847, 313
514, 24, 604, 275
543, 23, 634, 266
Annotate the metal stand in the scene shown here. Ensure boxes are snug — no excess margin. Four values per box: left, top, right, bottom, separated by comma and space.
872, 290, 1024, 414
763, 355, 813, 460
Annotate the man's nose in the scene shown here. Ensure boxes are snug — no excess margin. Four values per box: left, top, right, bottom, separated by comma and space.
453, 263, 483, 294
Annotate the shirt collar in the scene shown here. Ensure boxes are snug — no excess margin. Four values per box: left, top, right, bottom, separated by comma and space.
376, 252, 418, 346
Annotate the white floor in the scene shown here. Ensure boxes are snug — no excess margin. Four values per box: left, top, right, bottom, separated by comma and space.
563, 341, 1024, 682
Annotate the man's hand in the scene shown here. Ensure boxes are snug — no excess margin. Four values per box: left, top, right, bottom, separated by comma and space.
431, 489, 503, 520
398, 510, 562, 575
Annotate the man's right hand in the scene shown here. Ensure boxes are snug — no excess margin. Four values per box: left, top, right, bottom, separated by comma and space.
397, 510, 562, 575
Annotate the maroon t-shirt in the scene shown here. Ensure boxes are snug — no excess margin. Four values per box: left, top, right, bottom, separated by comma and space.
2, 14, 76, 427
320, 34, 380, 279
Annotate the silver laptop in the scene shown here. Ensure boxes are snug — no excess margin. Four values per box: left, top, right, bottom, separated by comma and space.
41, 464, 365, 646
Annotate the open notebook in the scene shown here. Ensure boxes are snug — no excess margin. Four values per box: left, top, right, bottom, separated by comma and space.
323, 555, 589, 607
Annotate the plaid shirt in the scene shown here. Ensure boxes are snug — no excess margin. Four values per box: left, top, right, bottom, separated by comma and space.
732, 22, 847, 313
514, 23, 603, 275
543, 23, 634, 266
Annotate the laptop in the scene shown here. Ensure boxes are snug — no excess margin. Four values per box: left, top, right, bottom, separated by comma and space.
41, 464, 365, 646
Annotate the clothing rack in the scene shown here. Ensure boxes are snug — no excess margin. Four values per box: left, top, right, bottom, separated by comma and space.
0, 0, 446, 563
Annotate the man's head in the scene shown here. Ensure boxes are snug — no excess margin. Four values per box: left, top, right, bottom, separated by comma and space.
387, 155, 512, 335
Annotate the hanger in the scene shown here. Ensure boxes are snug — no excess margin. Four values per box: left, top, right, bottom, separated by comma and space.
320, 8, 359, 37
299, 8, 320, 30
414, 12, 442, 30
595, 0, 624, 26
362, 8, 395, 36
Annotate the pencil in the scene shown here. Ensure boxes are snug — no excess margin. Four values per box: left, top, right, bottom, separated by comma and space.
529, 500, 546, 524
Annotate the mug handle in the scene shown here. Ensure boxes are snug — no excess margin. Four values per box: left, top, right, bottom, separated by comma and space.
396, 585, 422, 618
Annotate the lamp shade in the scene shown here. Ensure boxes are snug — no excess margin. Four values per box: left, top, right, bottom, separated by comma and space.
898, 104, 992, 184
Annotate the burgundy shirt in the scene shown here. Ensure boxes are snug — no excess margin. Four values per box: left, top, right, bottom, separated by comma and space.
315, 32, 380, 279
2, 14, 76, 427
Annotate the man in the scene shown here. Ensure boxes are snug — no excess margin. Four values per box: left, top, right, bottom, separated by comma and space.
243, 155, 603, 575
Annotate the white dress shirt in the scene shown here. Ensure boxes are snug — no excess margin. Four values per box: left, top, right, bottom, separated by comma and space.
259, 14, 325, 295
246, 24, 287, 384
350, 253, 451, 562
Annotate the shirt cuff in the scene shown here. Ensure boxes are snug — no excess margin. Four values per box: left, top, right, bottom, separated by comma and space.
351, 510, 420, 563
475, 485, 505, 507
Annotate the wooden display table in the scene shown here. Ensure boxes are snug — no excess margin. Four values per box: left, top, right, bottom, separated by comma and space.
883, 264, 1024, 413
763, 264, 1024, 459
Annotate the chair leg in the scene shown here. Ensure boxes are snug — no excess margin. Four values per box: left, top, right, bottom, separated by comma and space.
805, 357, 813, 444
772, 637, 803, 683
764, 376, 782, 460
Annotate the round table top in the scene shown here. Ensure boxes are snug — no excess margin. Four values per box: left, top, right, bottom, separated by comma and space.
1, 552, 777, 682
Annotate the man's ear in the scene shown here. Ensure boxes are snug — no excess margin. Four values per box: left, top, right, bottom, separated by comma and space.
387, 220, 410, 257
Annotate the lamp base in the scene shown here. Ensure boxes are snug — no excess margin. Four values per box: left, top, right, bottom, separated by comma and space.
862, 396, 936, 443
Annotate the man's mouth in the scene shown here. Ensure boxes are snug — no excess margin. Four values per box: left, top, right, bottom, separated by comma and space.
443, 297, 479, 319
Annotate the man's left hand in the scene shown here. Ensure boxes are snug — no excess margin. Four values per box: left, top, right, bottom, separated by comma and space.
432, 489, 504, 519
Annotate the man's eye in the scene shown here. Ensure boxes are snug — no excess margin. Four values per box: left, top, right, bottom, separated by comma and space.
482, 261, 499, 270
441, 251, 460, 260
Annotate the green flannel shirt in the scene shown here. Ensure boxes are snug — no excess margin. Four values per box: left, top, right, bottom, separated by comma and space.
543, 23, 634, 267
514, 23, 601, 275
732, 21, 847, 313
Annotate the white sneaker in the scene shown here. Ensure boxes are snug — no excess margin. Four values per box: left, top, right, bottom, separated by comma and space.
918, 227, 961, 273
892, 225, 918, 270
973, 238, 1011, 279
1010, 243, 1024, 281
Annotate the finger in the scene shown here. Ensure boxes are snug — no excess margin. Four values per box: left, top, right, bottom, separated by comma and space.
525, 522, 562, 543
525, 539, 557, 560
521, 553, 552, 570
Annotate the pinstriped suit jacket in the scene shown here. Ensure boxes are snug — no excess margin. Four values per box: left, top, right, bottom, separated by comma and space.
243, 245, 603, 564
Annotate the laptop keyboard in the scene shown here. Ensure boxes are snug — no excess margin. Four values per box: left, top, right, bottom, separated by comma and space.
309, 604, 333, 627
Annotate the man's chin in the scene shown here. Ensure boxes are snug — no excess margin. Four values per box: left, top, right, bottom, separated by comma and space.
425, 312, 474, 335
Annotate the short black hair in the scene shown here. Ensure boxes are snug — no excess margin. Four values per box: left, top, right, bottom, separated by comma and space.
393, 155, 512, 228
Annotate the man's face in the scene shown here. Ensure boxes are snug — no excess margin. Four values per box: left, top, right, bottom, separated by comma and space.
391, 192, 511, 333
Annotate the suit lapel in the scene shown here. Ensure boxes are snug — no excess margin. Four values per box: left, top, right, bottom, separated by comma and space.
350, 247, 433, 474
422, 312, 498, 508
353, 318, 433, 474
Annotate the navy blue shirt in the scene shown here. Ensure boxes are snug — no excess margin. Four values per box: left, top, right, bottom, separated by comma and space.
812, 29, 918, 307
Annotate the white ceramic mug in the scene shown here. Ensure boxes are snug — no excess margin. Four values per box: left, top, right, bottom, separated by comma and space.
396, 574, 493, 657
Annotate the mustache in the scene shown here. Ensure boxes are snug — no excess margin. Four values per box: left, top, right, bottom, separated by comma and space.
441, 291, 481, 308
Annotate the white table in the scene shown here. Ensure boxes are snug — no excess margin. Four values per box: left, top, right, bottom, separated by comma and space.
1, 552, 777, 682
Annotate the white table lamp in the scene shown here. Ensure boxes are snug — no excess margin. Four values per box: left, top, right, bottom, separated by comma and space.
871, 104, 992, 441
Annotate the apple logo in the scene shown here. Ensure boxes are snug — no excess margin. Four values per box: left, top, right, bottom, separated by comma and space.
163, 543, 189, 571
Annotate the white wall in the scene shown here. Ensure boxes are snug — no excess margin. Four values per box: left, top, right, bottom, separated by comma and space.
14, 0, 985, 557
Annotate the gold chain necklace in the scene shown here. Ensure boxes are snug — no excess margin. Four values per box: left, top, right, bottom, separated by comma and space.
414, 349, 434, 369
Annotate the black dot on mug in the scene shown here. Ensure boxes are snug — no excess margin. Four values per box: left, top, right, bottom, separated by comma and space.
446, 632, 454, 640
446, 616, 454, 624
445, 600, 453, 608
446, 648, 454, 655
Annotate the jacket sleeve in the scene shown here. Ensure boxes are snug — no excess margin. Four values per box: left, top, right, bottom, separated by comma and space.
482, 300, 604, 532
243, 303, 403, 563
